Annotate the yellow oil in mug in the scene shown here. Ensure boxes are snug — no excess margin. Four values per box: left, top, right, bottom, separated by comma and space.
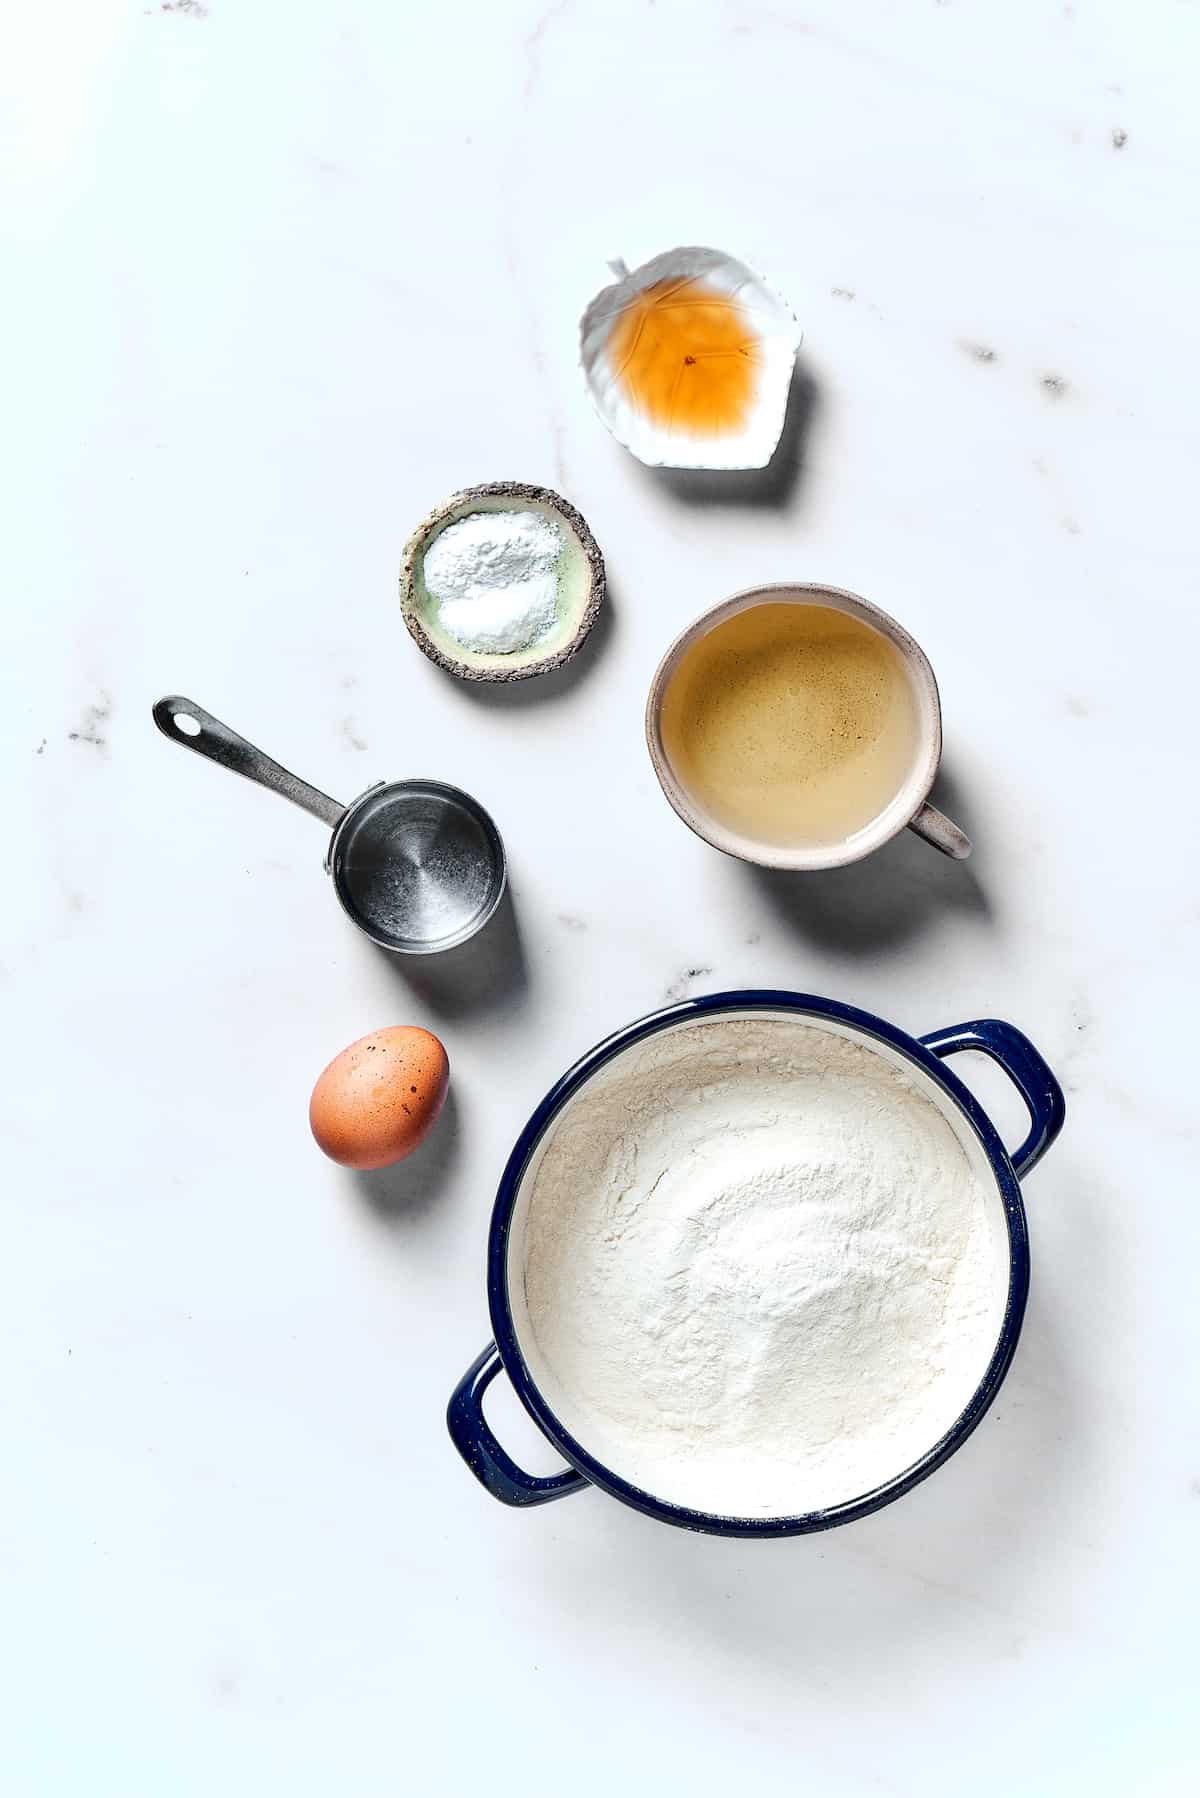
659, 603, 922, 851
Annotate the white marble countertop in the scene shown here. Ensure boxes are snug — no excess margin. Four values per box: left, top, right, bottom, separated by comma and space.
6, 2, 1197, 1792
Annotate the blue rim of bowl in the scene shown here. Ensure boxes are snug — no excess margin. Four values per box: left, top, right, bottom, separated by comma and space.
486, 989, 1031, 1538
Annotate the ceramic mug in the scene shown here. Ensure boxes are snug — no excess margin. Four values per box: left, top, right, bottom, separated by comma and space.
645, 582, 971, 871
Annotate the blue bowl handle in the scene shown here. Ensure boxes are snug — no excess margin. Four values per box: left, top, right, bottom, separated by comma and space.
920, 1019, 1066, 1178
447, 1342, 589, 1508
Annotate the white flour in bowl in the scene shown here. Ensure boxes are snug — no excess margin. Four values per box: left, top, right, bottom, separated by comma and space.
518, 1015, 1008, 1519
422, 509, 565, 655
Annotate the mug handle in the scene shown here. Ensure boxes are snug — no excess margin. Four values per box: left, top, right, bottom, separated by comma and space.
908, 801, 972, 860
447, 1343, 589, 1508
921, 1019, 1066, 1177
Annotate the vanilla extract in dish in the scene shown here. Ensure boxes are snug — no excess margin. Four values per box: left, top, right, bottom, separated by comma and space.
605, 275, 764, 437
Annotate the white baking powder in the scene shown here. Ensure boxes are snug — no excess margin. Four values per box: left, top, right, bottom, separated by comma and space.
423, 509, 565, 655
519, 1016, 1007, 1518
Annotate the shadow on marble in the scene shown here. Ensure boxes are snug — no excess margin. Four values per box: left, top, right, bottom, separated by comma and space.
374, 884, 530, 1021
350, 1085, 462, 1223
638, 363, 820, 512
447, 578, 617, 711
748, 762, 991, 955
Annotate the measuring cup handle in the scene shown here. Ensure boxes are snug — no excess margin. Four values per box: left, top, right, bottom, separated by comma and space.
152, 697, 345, 828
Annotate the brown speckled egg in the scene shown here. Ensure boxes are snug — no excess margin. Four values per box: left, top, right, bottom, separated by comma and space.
309, 1027, 449, 1170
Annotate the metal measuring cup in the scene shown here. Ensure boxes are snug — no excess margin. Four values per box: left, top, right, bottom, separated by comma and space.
153, 697, 506, 954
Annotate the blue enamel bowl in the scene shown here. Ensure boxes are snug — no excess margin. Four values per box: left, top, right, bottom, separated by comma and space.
448, 991, 1065, 1538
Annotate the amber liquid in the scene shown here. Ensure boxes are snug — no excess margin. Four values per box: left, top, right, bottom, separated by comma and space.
660, 604, 922, 851
606, 277, 762, 436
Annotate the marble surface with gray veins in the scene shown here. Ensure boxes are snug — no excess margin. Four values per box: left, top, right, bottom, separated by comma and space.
5, 3, 1197, 1795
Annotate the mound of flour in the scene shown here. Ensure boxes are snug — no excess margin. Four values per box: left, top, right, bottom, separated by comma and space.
519, 1016, 1006, 1518
423, 509, 564, 655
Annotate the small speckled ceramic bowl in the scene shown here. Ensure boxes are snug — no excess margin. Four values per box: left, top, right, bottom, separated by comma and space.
400, 481, 605, 683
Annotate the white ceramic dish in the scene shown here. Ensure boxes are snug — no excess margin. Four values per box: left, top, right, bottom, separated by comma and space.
579, 246, 801, 470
